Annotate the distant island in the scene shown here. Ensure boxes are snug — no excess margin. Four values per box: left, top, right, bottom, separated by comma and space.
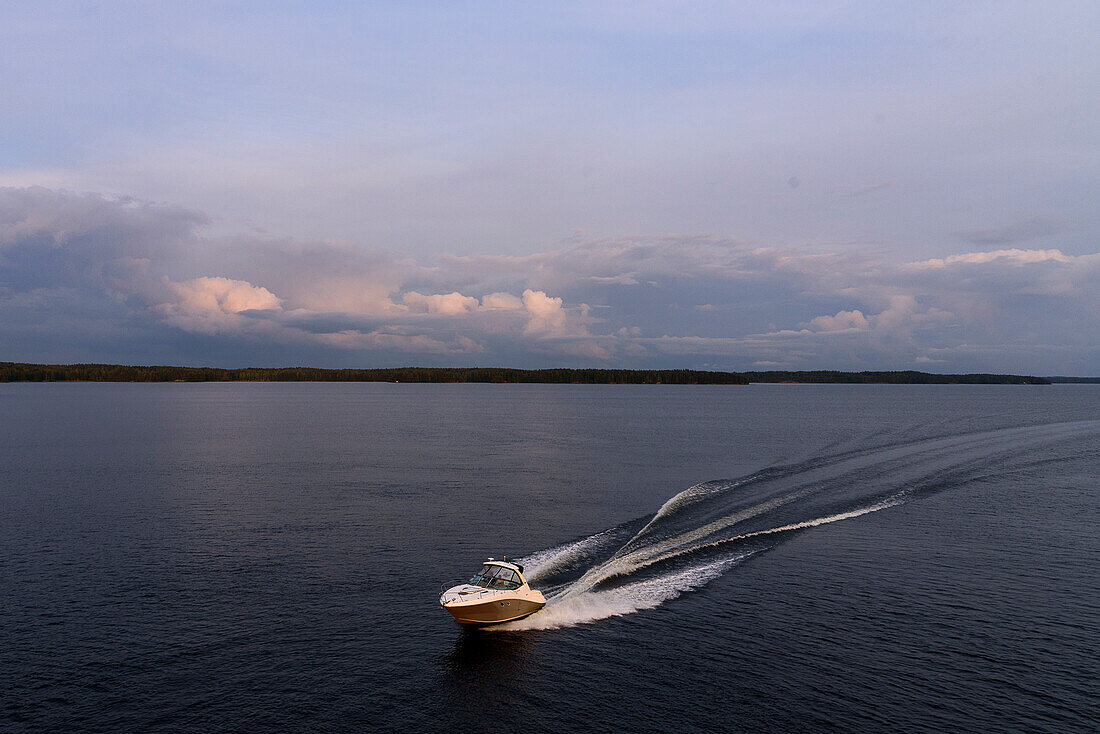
0, 362, 1066, 384
741, 370, 1052, 385
1046, 376, 1100, 384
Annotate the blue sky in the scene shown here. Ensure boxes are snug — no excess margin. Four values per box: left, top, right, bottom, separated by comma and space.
1, 2, 1098, 372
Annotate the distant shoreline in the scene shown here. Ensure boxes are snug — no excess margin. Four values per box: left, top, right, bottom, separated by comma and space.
0, 362, 1074, 384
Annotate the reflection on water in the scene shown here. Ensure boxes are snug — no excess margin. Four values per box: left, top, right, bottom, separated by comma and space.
439, 629, 543, 724
433, 629, 545, 730
443, 628, 540, 683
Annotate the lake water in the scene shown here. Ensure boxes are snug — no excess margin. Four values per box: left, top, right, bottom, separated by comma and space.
2, 383, 1098, 732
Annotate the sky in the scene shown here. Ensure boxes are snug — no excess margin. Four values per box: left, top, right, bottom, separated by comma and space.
1, 1, 1097, 373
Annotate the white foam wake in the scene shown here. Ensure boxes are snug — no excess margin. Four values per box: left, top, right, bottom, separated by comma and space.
493, 555, 749, 631
563, 487, 813, 597
519, 527, 619, 581
482, 421, 1100, 632
497, 495, 908, 631
671, 493, 908, 559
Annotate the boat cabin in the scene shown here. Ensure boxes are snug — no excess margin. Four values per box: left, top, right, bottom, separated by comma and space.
468, 560, 526, 591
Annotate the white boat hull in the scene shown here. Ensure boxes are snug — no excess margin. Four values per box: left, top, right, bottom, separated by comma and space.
440, 584, 546, 627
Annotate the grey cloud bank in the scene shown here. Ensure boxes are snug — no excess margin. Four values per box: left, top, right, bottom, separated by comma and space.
1, 187, 1096, 374
1, 3, 1097, 373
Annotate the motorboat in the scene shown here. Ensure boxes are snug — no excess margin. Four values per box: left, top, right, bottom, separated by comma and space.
439, 558, 546, 627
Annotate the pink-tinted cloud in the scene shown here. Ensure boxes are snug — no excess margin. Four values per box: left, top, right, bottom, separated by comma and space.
1, 188, 1098, 373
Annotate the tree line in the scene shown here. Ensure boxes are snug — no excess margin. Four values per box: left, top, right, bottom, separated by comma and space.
0, 363, 749, 384
741, 370, 1050, 385
0, 362, 1054, 384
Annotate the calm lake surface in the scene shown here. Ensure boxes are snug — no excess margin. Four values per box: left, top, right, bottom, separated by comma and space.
3, 383, 1098, 733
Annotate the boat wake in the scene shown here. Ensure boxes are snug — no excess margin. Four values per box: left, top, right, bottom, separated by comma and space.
495, 420, 1100, 631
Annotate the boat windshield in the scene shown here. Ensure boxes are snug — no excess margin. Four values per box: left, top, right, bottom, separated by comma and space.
468, 564, 522, 590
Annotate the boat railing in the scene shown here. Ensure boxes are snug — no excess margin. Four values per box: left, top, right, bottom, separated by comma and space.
439, 583, 501, 605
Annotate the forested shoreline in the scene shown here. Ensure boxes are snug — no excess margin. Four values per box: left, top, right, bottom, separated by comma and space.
0, 363, 749, 384
0, 362, 1061, 384
741, 370, 1051, 384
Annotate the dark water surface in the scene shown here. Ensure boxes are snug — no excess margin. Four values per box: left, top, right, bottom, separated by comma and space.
2, 383, 1098, 732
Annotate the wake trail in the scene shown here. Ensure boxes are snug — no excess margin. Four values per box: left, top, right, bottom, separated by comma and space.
489, 420, 1100, 631
498, 556, 750, 631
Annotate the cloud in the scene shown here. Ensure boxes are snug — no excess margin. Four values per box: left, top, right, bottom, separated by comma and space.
588, 272, 641, 286
0, 186, 204, 251
166, 276, 282, 314
1, 187, 1098, 373
521, 289, 568, 336
403, 290, 479, 315
805, 309, 870, 332
911, 248, 1070, 269
155, 276, 283, 336
480, 292, 524, 310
